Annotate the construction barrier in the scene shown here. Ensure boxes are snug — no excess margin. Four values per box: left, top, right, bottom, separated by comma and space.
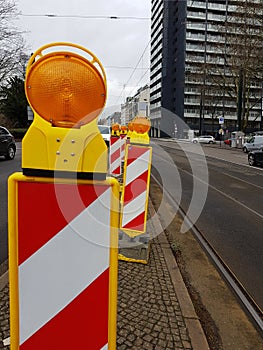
8, 42, 119, 350
9, 175, 119, 349
109, 135, 122, 175
120, 144, 152, 234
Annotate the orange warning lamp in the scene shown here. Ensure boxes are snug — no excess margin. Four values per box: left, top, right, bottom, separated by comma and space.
22, 42, 108, 179
130, 116, 151, 145
128, 122, 134, 132
133, 116, 151, 134
111, 123, 121, 136
25, 43, 106, 128
120, 125, 128, 135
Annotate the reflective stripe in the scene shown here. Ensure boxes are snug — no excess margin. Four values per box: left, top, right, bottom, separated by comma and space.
110, 137, 121, 174
125, 150, 151, 185
121, 190, 147, 227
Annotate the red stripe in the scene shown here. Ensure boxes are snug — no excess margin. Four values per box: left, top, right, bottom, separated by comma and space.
20, 268, 109, 350
126, 145, 150, 167
110, 149, 120, 163
112, 166, 121, 174
123, 170, 148, 204
18, 182, 109, 265
110, 136, 119, 146
122, 211, 145, 232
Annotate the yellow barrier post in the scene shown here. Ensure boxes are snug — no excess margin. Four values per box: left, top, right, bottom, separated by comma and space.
8, 42, 119, 350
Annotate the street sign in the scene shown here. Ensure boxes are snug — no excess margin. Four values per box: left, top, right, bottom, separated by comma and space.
219, 117, 224, 124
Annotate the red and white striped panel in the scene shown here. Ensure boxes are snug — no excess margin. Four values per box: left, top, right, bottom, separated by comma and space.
120, 145, 152, 234
109, 136, 121, 175
120, 134, 127, 161
16, 181, 112, 350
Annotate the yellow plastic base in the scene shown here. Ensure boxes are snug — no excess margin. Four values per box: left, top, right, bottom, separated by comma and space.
22, 114, 108, 176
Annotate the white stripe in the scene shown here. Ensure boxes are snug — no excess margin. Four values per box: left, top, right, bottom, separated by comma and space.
101, 344, 108, 350
19, 188, 111, 345
110, 138, 121, 154
125, 150, 150, 186
121, 190, 147, 227
110, 158, 121, 174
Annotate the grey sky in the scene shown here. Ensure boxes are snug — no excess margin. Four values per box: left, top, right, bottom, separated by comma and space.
16, 0, 151, 118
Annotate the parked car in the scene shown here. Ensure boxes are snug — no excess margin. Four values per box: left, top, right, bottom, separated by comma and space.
243, 135, 263, 153
98, 125, 111, 147
224, 138, 232, 146
0, 126, 16, 160
192, 135, 215, 144
248, 148, 263, 167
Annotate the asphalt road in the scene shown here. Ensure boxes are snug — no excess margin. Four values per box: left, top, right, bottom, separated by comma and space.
152, 140, 263, 312
0, 144, 21, 265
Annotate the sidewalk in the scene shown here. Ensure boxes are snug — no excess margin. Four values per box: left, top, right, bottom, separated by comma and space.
0, 201, 209, 350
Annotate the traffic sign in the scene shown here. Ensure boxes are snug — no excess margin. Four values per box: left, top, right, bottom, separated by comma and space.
219, 116, 224, 124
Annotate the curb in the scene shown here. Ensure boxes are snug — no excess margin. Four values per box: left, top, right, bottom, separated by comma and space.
148, 199, 210, 350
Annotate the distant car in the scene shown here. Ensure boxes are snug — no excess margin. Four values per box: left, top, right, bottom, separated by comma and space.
243, 135, 263, 153
98, 125, 111, 147
248, 148, 263, 167
224, 139, 232, 146
0, 126, 16, 160
192, 135, 215, 144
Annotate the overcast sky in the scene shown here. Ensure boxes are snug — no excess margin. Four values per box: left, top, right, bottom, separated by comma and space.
15, 0, 151, 119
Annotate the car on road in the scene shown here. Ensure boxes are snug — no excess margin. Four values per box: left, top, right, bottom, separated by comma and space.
98, 124, 111, 147
192, 135, 215, 144
0, 126, 16, 160
248, 148, 263, 167
243, 135, 263, 153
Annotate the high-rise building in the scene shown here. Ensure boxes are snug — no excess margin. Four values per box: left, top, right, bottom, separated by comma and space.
150, 0, 263, 138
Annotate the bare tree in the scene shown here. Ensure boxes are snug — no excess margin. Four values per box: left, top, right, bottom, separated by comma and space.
0, 0, 26, 84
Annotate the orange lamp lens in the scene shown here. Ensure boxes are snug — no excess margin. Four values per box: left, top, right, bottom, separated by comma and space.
128, 122, 134, 132
25, 52, 106, 128
111, 123, 121, 131
133, 117, 151, 134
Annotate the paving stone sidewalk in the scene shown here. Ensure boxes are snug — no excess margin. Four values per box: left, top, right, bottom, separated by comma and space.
117, 238, 193, 349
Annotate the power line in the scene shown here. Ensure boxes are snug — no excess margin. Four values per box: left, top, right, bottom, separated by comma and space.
114, 40, 151, 105
126, 68, 150, 97
20, 13, 150, 20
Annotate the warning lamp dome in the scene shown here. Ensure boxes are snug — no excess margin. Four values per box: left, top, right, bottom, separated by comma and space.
25, 42, 107, 128
128, 122, 134, 132
121, 125, 128, 131
111, 123, 121, 131
132, 116, 151, 134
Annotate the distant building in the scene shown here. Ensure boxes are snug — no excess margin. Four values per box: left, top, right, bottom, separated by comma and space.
150, 0, 263, 138
106, 111, 121, 126
121, 85, 150, 125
